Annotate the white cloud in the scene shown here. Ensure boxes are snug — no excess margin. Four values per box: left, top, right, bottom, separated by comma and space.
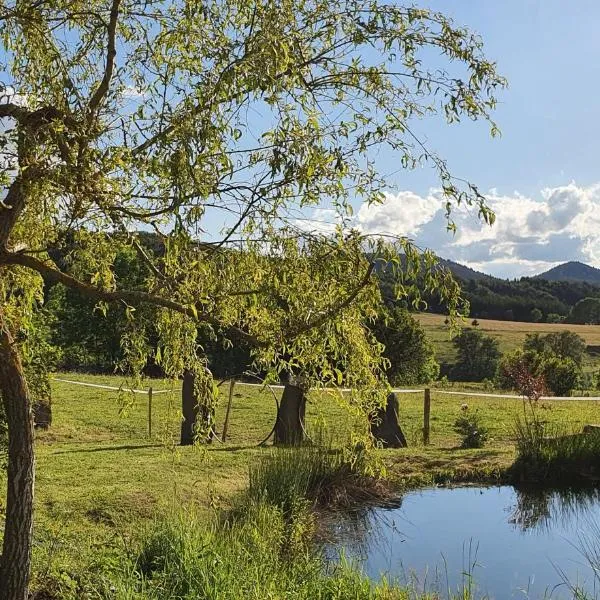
356, 190, 443, 238
301, 181, 600, 278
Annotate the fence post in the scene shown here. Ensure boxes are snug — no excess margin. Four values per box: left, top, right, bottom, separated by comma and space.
222, 379, 235, 442
148, 387, 153, 439
423, 388, 431, 445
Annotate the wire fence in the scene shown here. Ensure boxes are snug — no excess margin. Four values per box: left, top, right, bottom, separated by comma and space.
50, 376, 600, 446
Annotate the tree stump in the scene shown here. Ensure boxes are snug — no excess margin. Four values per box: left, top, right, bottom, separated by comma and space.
274, 383, 306, 446
33, 400, 51, 430
370, 392, 408, 448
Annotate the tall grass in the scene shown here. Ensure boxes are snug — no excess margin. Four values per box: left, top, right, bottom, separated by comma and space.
511, 399, 600, 482
106, 502, 486, 600
246, 441, 391, 515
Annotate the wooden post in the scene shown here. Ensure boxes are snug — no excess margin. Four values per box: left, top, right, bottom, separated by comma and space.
222, 379, 235, 442
423, 388, 431, 445
148, 387, 153, 439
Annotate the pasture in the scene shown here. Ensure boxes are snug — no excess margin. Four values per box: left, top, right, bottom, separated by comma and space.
17, 372, 600, 585
416, 312, 600, 371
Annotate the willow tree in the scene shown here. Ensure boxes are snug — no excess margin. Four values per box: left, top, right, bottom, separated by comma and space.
0, 0, 504, 596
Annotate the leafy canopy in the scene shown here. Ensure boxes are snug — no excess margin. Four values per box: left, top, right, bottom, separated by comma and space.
0, 0, 504, 404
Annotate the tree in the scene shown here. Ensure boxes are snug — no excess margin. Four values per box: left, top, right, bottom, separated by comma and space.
523, 331, 586, 367
538, 356, 580, 397
569, 297, 600, 324
372, 306, 439, 385
0, 1, 504, 596
451, 328, 501, 382
530, 307, 543, 323
501, 335, 583, 396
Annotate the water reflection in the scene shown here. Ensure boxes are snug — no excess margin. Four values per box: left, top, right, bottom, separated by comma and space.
509, 486, 600, 533
325, 486, 600, 599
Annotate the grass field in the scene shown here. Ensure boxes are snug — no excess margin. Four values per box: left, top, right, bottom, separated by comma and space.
12, 371, 600, 588
416, 312, 600, 371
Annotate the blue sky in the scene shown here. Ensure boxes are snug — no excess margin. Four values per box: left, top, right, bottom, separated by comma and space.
334, 0, 600, 278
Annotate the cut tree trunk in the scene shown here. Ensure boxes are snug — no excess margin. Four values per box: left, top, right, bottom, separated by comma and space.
0, 319, 35, 600
33, 399, 52, 429
274, 384, 306, 446
180, 370, 214, 445
370, 392, 408, 448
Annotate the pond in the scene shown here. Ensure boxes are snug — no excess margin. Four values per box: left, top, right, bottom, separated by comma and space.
325, 486, 600, 599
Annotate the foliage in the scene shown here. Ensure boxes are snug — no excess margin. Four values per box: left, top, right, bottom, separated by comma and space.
569, 297, 600, 324
108, 503, 409, 600
450, 328, 501, 382
372, 306, 439, 386
410, 276, 600, 323
501, 333, 583, 396
501, 357, 547, 400
523, 331, 586, 367
0, 1, 506, 593
530, 308, 542, 323
538, 356, 580, 397
453, 409, 488, 449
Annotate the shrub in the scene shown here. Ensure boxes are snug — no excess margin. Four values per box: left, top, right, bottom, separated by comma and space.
453, 410, 488, 449
539, 356, 580, 396
530, 307, 543, 323
450, 328, 501, 382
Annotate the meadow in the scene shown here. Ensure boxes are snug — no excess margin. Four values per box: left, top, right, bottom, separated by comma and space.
416, 312, 600, 371
17, 371, 600, 592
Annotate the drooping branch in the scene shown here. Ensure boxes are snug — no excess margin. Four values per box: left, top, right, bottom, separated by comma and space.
0, 250, 260, 347
286, 262, 375, 339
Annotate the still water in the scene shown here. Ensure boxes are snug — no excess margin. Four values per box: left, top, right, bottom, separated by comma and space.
327, 486, 600, 599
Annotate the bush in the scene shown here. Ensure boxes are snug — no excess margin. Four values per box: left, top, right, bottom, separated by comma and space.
450, 328, 501, 382
453, 409, 488, 448
538, 356, 580, 396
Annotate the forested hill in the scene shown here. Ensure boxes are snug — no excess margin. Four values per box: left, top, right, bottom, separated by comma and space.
379, 258, 600, 323
535, 261, 600, 283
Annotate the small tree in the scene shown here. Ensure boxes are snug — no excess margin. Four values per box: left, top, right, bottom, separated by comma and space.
569, 297, 600, 324
451, 328, 501, 382
530, 307, 543, 323
373, 306, 439, 385
523, 331, 586, 367
538, 356, 580, 397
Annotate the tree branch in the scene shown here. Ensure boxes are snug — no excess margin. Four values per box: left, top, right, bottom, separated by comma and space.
286, 262, 375, 339
88, 0, 121, 115
0, 250, 260, 347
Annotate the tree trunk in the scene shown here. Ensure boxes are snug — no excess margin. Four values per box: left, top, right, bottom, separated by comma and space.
274, 384, 306, 445
370, 392, 407, 448
0, 320, 35, 600
180, 370, 214, 445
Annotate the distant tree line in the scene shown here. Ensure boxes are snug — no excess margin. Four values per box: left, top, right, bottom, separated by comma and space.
450, 327, 593, 396
379, 266, 600, 323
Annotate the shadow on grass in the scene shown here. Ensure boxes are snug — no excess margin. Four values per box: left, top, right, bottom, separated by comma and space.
51, 443, 164, 454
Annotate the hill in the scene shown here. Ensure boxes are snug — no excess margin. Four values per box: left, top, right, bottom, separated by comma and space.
436, 258, 496, 282
536, 261, 600, 284
379, 256, 600, 323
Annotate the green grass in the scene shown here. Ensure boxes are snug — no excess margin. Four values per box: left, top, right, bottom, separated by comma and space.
415, 312, 600, 373
8, 371, 600, 593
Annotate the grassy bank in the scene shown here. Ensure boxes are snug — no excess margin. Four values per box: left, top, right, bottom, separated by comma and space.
11, 372, 600, 593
